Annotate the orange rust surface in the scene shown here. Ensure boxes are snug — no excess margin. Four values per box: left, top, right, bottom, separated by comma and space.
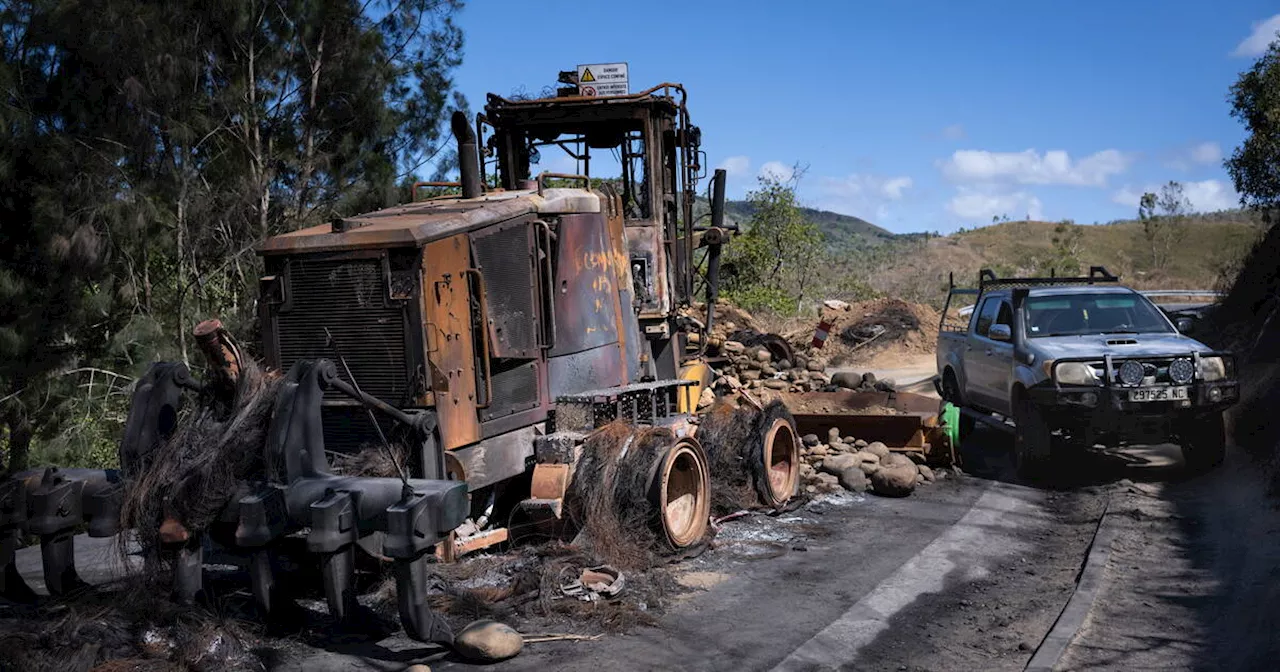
530, 463, 570, 500
603, 190, 633, 382
258, 195, 536, 254
423, 234, 481, 450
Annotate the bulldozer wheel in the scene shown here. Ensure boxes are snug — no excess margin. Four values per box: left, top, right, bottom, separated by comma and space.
761, 417, 800, 507
652, 438, 711, 549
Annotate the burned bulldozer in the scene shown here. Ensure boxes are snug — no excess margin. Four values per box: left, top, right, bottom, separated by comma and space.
0, 81, 801, 645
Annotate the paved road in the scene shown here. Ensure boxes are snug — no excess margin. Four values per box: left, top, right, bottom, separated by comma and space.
14, 428, 1280, 672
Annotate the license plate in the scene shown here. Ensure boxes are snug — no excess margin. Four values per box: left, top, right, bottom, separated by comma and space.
1128, 387, 1189, 402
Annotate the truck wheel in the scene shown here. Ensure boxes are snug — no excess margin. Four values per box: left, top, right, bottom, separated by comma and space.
1180, 412, 1226, 473
1013, 397, 1052, 480
942, 370, 975, 439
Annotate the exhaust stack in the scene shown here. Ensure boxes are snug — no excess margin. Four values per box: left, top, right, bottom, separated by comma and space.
451, 110, 482, 199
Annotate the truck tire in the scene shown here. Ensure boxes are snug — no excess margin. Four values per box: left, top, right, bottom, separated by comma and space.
1013, 396, 1052, 480
942, 369, 975, 439
1180, 412, 1226, 473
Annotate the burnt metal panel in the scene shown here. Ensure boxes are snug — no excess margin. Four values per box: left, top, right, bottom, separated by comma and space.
625, 225, 670, 318
423, 235, 481, 450
273, 254, 414, 404
470, 218, 539, 358
548, 342, 624, 399
547, 213, 624, 357
481, 360, 540, 422
601, 187, 642, 383
450, 425, 538, 491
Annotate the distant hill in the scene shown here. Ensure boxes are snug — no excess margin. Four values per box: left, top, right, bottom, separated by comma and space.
867, 212, 1267, 308
721, 200, 898, 249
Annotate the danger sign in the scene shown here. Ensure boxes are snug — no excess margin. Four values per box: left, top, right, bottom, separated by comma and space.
577, 63, 628, 97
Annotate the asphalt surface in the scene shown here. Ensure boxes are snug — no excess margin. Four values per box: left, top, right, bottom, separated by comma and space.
14, 424, 1280, 671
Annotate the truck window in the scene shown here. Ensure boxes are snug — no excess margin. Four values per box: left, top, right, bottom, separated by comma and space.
996, 301, 1013, 329
1024, 293, 1173, 337
974, 297, 1001, 337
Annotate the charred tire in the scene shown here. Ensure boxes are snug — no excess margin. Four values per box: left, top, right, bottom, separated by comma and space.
760, 416, 800, 508
1180, 412, 1226, 473
650, 438, 711, 549
942, 369, 976, 439
1013, 396, 1052, 480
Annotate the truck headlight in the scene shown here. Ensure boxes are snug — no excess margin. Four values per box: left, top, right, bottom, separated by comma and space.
1054, 362, 1100, 386
1199, 356, 1229, 382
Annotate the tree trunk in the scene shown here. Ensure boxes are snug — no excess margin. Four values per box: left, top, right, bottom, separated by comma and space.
6, 415, 31, 476
295, 27, 326, 221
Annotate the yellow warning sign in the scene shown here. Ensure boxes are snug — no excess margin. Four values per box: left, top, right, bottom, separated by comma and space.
580, 67, 596, 83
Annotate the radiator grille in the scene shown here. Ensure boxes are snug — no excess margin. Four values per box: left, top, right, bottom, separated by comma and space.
482, 360, 540, 421
275, 257, 409, 403
472, 224, 537, 356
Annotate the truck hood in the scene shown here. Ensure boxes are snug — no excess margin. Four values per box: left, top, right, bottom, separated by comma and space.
1030, 332, 1214, 360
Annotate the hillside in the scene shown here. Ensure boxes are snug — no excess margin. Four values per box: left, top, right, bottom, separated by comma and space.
867, 214, 1265, 308
722, 200, 898, 249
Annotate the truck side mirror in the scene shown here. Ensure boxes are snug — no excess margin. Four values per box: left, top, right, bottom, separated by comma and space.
989, 324, 1012, 342
1175, 317, 1193, 333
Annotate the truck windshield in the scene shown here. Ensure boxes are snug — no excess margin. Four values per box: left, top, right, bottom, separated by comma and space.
1023, 293, 1173, 337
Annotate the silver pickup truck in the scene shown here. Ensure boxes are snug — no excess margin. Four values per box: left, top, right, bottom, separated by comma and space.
936, 267, 1238, 478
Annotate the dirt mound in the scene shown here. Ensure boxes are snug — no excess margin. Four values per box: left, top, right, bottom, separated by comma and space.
798, 298, 940, 366
1204, 223, 1280, 488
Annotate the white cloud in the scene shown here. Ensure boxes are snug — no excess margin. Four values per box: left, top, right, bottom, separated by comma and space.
1111, 179, 1239, 213
813, 173, 914, 219
1232, 14, 1280, 58
939, 148, 1131, 187
881, 176, 913, 199
1189, 142, 1222, 165
1165, 141, 1224, 170
759, 161, 794, 182
941, 124, 966, 141
947, 187, 1044, 222
717, 155, 750, 177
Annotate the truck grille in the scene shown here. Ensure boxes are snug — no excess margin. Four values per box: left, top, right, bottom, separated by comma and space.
275, 257, 409, 403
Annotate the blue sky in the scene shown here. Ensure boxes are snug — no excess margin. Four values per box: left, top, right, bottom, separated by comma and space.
448, 1, 1279, 233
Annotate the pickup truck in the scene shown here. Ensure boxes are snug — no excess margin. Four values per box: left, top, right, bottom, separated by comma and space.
936, 267, 1239, 478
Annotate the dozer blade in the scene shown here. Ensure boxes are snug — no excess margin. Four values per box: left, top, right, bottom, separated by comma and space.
782, 390, 954, 464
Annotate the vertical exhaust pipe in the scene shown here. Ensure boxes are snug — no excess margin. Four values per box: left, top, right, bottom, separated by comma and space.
451, 110, 482, 199
710, 168, 726, 230
704, 168, 728, 338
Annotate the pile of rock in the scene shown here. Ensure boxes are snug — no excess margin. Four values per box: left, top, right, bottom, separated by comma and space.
829, 370, 897, 394
710, 341, 832, 398
796, 427, 938, 498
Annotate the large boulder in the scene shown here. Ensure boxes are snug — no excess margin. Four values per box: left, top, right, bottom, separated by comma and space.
453, 620, 523, 663
818, 453, 861, 475
837, 466, 869, 492
831, 371, 863, 390
882, 452, 915, 470
870, 464, 918, 497
864, 441, 891, 460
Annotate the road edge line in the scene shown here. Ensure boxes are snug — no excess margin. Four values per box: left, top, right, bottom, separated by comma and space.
1024, 495, 1120, 672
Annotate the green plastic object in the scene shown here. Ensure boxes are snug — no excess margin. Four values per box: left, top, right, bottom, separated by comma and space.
941, 402, 961, 448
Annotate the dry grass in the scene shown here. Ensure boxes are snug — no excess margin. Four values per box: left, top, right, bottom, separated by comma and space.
870, 219, 1262, 309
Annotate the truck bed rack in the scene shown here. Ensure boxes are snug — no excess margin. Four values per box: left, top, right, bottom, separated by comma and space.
940, 266, 1120, 332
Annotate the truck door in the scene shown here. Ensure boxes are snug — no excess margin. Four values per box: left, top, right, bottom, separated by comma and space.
964, 297, 1015, 411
